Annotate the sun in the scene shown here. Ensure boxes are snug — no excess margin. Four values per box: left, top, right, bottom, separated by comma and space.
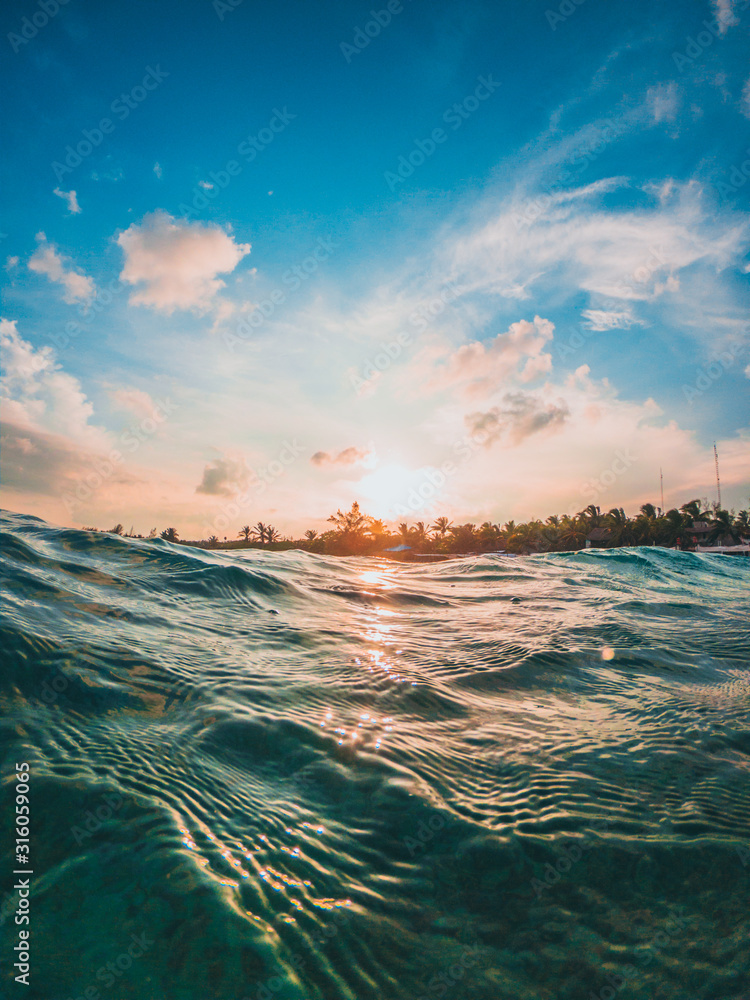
356, 463, 416, 520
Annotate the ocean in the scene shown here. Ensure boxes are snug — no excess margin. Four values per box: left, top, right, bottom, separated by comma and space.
1, 509, 749, 1000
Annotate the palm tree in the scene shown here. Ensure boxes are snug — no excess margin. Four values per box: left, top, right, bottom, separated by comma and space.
430, 516, 452, 538
238, 525, 252, 541
328, 502, 369, 537
398, 522, 411, 542
558, 515, 587, 550
109, 523, 124, 535
734, 510, 749, 537
160, 527, 179, 542
266, 526, 281, 543
478, 521, 501, 550
576, 504, 604, 528
707, 510, 743, 545
206, 535, 220, 548
680, 499, 702, 522
449, 523, 478, 552
304, 529, 318, 542
606, 507, 636, 546
657, 508, 688, 548
252, 522, 268, 544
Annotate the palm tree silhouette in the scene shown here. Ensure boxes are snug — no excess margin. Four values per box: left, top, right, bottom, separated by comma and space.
252, 522, 268, 544
160, 527, 179, 542
238, 525, 252, 541
430, 516, 452, 538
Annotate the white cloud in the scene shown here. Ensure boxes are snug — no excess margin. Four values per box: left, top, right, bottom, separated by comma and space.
5, 256, 19, 270
647, 82, 679, 124
582, 309, 643, 331
153, 162, 163, 179
712, 0, 739, 32
109, 387, 161, 422
116, 211, 251, 314
28, 234, 94, 304
198, 180, 214, 190
0, 318, 105, 448
742, 77, 750, 119
53, 187, 81, 214
419, 315, 555, 398
449, 178, 748, 305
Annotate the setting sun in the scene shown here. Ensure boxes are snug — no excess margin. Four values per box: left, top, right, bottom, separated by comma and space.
356, 463, 424, 519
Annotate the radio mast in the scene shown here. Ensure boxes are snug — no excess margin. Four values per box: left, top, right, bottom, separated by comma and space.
713, 443, 721, 507
660, 467, 664, 513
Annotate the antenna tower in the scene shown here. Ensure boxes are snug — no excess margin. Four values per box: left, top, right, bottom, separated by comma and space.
660, 467, 664, 513
713, 443, 721, 507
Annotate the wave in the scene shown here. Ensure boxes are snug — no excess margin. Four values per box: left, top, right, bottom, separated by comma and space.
1, 509, 749, 999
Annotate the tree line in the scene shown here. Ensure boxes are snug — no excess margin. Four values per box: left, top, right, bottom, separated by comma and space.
99, 498, 749, 556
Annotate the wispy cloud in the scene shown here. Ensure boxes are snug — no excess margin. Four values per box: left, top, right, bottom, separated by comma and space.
310, 446, 375, 467
28, 234, 94, 304
582, 309, 643, 331
53, 187, 81, 214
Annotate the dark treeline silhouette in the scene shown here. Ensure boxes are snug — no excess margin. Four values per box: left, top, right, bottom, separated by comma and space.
93, 498, 750, 557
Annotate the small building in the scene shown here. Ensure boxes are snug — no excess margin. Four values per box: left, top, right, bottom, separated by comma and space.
690, 521, 711, 543
586, 527, 612, 548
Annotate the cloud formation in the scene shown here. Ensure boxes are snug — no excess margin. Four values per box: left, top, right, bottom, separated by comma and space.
423, 315, 555, 397
712, 0, 740, 33
465, 391, 570, 446
582, 309, 642, 331
195, 457, 250, 496
53, 187, 81, 214
0, 318, 104, 446
117, 211, 251, 314
311, 446, 374, 467
28, 234, 94, 304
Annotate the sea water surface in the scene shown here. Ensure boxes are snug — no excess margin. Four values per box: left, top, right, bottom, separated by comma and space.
1, 509, 749, 1000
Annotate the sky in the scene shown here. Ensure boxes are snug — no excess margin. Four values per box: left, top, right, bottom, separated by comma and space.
1, 0, 749, 538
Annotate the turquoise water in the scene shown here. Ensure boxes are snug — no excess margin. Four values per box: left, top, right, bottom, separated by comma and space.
1, 509, 749, 1000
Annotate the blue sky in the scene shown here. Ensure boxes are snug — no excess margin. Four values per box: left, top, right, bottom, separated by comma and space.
1, 0, 749, 535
